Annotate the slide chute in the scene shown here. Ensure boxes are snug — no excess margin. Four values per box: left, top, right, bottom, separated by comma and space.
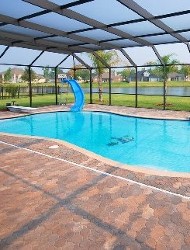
61, 79, 84, 112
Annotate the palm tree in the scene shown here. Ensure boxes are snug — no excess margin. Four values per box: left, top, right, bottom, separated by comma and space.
89, 50, 119, 102
153, 54, 179, 107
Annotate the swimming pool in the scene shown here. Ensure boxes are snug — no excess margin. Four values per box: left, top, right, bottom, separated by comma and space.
0, 111, 190, 172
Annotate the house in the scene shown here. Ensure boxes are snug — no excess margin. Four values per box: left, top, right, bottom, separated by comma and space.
148, 73, 161, 82
93, 71, 122, 82
34, 74, 46, 83
128, 70, 151, 82
128, 70, 187, 82
168, 73, 185, 81
0, 67, 24, 83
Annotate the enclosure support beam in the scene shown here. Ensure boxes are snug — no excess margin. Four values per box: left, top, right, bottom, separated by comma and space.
120, 49, 136, 67
72, 55, 76, 79
28, 66, 32, 107
0, 46, 9, 59
109, 68, 112, 106
29, 51, 44, 66
72, 53, 91, 69
55, 67, 58, 105
135, 66, 138, 108
89, 68, 92, 104
56, 55, 70, 68
152, 46, 164, 65
187, 43, 190, 54
92, 52, 110, 68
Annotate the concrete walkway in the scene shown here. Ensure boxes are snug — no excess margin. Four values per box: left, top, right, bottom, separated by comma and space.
0, 105, 190, 249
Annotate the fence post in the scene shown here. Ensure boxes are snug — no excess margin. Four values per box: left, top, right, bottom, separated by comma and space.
163, 65, 166, 110
135, 66, 138, 108
109, 67, 112, 106
28, 66, 32, 107
1, 86, 3, 99
18, 85, 20, 99
55, 67, 58, 105
89, 68, 92, 104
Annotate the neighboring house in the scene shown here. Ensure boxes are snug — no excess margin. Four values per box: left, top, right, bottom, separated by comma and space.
0, 67, 24, 83
128, 70, 151, 82
148, 74, 162, 82
129, 70, 188, 82
34, 74, 46, 83
93, 71, 122, 82
168, 73, 185, 81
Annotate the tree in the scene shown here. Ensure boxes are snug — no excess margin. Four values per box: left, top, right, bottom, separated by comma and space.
155, 54, 179, 83
4, 68, 12, 82
118, 68, 131, 82
89, 50, 119, 102
21, 67, 36, 82
147, 56, 179, 82
152, 54, 179, 106
179, 65, 190, 80
42, 66, 51, 81
43, 66, 64, 81
74, 65, 90, 82
50, 68, 64, 79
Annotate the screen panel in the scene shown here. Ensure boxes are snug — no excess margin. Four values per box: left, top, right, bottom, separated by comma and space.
179, 31, 190, 41
70, 0, 141, 25
32, 51, 67, 67
134, 0, 190, 16
155, 43, 190, 63
75, 29, 120, 40
28, 13, 92, 32
143, 34, 178, 44
105, 39, 140, 47
44, 36, 81, 45
162, 14, 190, 31
115, 21, 163, 36
0, 47, 43, 65
0, 25, 49, 37
123, 47, 158, 66
0, 0, 44, 18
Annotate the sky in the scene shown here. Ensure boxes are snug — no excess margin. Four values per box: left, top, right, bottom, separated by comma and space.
1, 42, 190, 67
0, 42, 190, 74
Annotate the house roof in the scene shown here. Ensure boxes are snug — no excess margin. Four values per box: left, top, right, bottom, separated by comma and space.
168, 72, 184, 77
101, 72, 121, 79
0, 67, 24, 75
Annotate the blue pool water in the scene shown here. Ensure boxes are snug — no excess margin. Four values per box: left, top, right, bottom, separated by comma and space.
0, 111, 190, 172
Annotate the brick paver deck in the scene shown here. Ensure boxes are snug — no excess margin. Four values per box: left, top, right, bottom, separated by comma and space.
0, 105, 190, 249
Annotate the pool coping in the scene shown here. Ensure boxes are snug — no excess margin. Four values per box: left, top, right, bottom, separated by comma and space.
0, 104, 190, 178
1, 132, 190, 178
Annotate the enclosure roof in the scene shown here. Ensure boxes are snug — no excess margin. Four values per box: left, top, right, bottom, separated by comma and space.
0, 0, 190, 65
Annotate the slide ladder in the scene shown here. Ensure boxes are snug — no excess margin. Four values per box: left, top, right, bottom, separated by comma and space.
61, 79, 85, 112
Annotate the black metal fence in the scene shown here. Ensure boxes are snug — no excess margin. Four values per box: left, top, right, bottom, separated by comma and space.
0, 85, 64, 99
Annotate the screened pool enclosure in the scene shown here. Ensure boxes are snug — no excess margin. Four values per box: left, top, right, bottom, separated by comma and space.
0, 0, 190, 111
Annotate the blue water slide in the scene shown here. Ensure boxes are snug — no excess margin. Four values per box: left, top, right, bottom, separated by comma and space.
61, 79, 85, 112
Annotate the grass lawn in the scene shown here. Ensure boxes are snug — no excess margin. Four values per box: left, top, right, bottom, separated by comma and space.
90, 94, 190, 111
0, 92, 189, 112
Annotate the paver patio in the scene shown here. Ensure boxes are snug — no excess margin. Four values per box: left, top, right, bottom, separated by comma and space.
0, 105, 190, 249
